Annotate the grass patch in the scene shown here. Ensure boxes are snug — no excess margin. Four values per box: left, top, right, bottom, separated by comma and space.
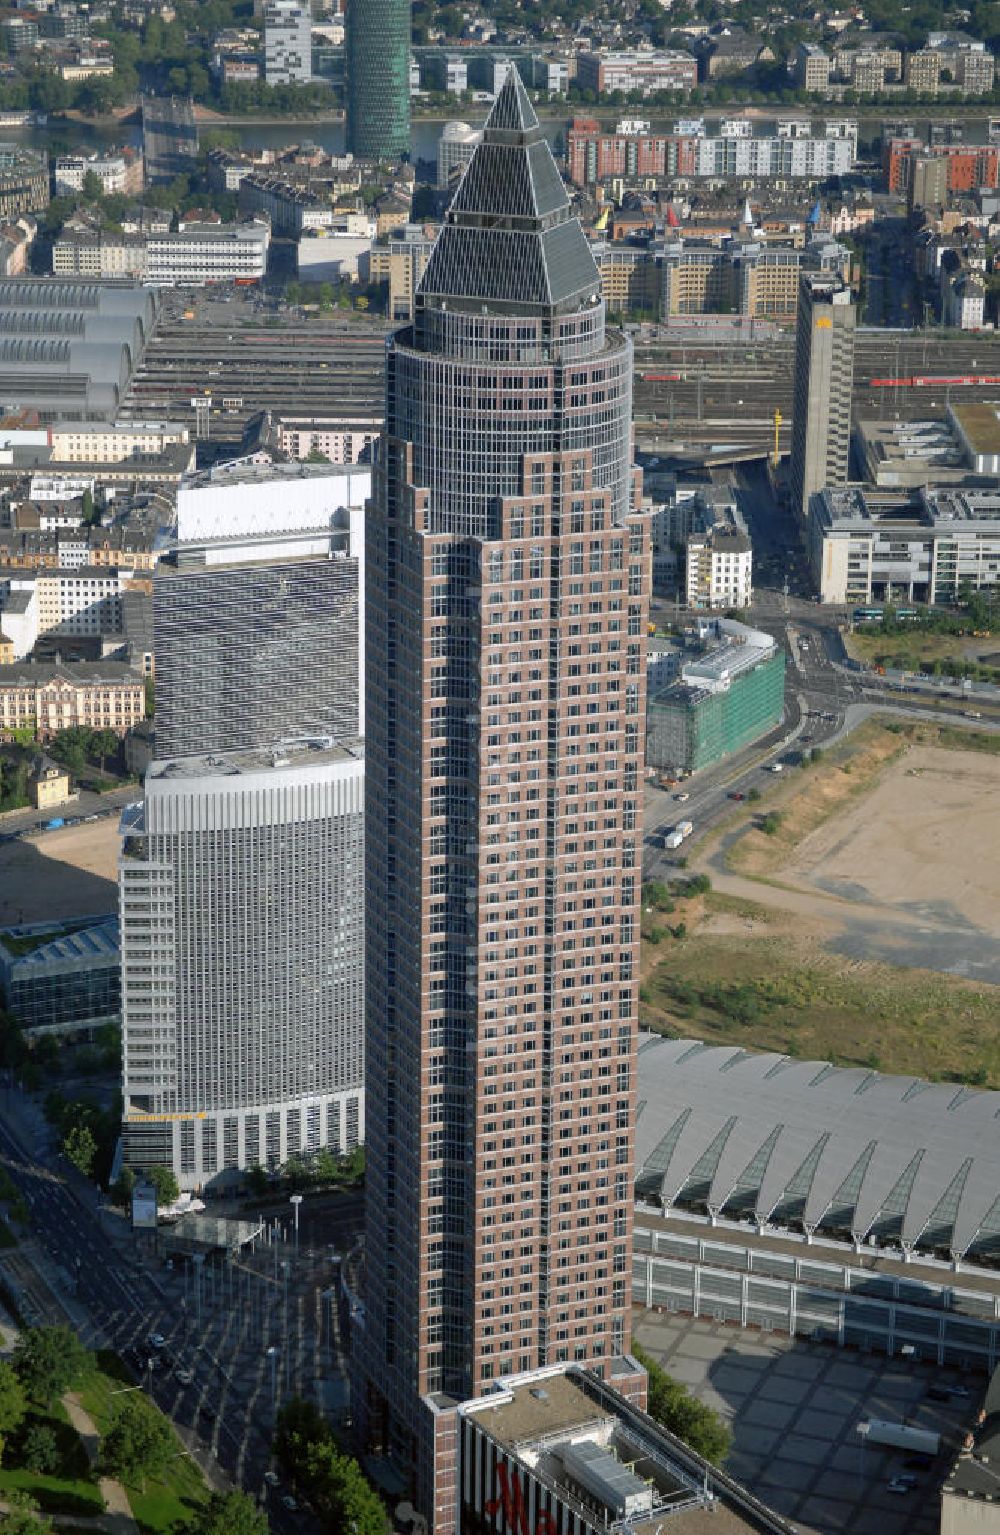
77, 1352, 208, 1535
640, 932, 1000, 1085
0, 1401, 103, 1518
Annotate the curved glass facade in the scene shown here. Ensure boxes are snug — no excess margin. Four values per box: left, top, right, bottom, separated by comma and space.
344, 0, 410, 163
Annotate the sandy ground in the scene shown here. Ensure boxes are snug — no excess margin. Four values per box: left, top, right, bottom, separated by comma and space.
701, 745, 1000, 982
780, 745, 1000, 936
0, 820, 120, 926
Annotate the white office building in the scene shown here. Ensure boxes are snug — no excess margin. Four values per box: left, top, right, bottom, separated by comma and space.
264, 0, 312, 84
144, 221, 270, 286
809, 483, 1000, 605
120, 464, 367, 1189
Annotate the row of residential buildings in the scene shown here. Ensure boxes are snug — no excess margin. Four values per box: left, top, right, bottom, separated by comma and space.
566, 116, 858, 185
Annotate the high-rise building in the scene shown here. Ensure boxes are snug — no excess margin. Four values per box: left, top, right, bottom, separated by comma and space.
355, 70, 649, 1533
264, 0, 312, 85
344, 0, 410, 162
119, 466, 366, 1189
789, 273, 856, 518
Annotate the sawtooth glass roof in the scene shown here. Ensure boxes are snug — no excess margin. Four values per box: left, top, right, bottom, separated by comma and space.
635, 1036, 1000, 1263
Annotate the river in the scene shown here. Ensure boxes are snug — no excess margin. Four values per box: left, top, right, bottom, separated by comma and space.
6, 108, 997, 167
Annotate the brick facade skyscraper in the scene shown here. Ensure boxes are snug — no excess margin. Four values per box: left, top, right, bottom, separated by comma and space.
356, 70, 649, 1532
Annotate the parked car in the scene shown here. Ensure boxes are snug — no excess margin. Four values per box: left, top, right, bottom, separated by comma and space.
148, 1332, 166, 1349
887, 1479, 912, 1494
728, 791, 745, 801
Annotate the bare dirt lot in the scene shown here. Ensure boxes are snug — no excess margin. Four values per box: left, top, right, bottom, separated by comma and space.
0, 821, 119, 926
640, 723, 1000, 1081
781, 745, 1000, 938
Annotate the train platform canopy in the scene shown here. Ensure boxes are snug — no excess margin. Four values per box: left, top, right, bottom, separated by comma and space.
635, 1035, 1000, 1264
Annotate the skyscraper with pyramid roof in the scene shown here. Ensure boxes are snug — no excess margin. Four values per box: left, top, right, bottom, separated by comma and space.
354, 70, 649, 1530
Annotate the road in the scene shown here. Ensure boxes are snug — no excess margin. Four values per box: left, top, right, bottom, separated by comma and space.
0, 785, 136, 843
0, 1098, 360, 1532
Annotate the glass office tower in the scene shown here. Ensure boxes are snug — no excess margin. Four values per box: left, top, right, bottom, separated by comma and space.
345, 0, 411, 162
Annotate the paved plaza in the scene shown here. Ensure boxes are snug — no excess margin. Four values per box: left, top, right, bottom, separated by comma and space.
634, 1307, 980, 1534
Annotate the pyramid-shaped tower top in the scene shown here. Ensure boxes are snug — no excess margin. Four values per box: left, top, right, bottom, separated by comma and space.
416, 63, 601, 318
484, 62, 539, 138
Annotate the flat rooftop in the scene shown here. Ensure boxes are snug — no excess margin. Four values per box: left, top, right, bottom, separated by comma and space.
181, 459, 370, 492
464, 1370, 792, 1534
951, 400, 1000, 456
147, 736, 364, 782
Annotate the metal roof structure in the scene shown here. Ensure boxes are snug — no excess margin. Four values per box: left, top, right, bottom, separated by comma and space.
417, 66, 601, 316
0, 281, 158, 420
635, 1035, 1000, 1263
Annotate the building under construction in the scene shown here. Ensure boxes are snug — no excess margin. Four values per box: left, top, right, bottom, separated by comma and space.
646, 619, 785, 773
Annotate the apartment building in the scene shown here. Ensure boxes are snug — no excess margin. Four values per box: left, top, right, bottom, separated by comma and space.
53, 150, 144, 198
566, 117, 854, 185
263, 0, 311, 83
686, 522, 753, 608
237, 174, 334, 236
884, 138, 1000, 194
794, 43, 831, 91
576, 49, 698, 95
365, 224, 436, 320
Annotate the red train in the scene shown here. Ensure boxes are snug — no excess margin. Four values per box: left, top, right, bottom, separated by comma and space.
869, 375, 1000, 387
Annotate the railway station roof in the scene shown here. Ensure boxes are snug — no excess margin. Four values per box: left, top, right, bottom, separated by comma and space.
635, 1035, 1000, 1263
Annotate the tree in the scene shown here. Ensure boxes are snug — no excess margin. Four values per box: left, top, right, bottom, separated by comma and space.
302, 1441, 387, 1535
14, 1327, 89, 1407
81, 171, 104, 203
0, 1359, 27, 1465
634, 1344, 730, 1465
21, 1423, 59, 1474
246, 1163, 269, 1198
101, 1396, 174, 1490
184, 1490, 268, 1535
3, 1490, 54, 1535
62, 1121, 97, 1178
274, 1396, 332, 1475
111, 1166, 136, 1208
145, 1165, 179, 1205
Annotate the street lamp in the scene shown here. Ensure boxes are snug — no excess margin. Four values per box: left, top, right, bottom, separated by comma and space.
289, 1193, 302, 1253
266, 1346, 279, 1413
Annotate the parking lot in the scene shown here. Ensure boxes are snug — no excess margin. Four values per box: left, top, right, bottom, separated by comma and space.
634, 1307, 976, 1533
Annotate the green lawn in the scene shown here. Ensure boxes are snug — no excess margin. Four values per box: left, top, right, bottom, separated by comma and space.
77, 1352, 208, 1535
0, 1401, 103, 1518
640, 928, 1000, 1086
